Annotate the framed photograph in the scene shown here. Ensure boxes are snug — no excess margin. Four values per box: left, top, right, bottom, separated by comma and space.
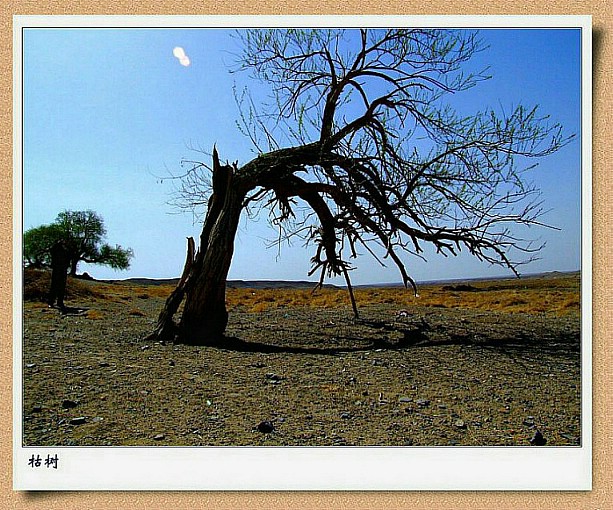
13, 14, 591, 493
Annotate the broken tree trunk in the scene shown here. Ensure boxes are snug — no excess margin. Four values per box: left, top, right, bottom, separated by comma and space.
178, 184, 245, 344
145, 237, 195, 343
146, 147, 246, 345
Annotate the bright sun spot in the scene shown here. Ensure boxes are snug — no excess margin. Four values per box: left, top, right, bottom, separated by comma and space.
173, 46, 190, 66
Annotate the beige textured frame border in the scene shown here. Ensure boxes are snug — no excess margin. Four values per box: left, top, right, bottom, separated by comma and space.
1, 2, 610, 508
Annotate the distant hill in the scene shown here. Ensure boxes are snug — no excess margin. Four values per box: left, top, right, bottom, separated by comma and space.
354, 270, 581, 289
227, 280, 340, 290
101, 270, 579, 289
103, 277, 340, 290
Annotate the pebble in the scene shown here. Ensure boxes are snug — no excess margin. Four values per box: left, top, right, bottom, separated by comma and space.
560, 433, 579, 443
153, 433, 165, 440
416, 399, 430, 407
529, 430, 547, 446
398, 397, 412, 403
32, 405, 43, 413
62, 399, 78, 409
265, 373, 282, 382
69, 417, 87, 425
454, 419, 467, 429
340, 412, 352, 419
523, 416, 535, 427
257, 421, 275, 433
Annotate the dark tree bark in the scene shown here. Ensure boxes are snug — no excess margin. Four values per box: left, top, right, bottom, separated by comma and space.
146, 236, 195, 343
179, 184, 245, 343
149, 147, 248, 345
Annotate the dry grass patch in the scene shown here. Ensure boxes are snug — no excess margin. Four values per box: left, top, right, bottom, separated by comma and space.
85, 309, 104, 320
23, 269, 579, 318
225, 274, 580, 317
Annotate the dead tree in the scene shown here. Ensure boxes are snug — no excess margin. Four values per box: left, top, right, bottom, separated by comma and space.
150, 29, 573, 345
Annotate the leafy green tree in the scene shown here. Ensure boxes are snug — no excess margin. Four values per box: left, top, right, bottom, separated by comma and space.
23, 210, 133, 276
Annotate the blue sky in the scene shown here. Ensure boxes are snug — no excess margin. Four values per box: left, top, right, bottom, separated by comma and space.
21, 25, 584, 285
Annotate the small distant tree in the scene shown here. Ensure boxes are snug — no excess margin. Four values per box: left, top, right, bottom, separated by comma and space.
149, 29, 574, 345
23, 209, 133, 276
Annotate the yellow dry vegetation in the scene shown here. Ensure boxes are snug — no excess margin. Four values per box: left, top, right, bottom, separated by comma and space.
27, 268, 579, 317
85, 309, 104, 320
224, 274, 580, 317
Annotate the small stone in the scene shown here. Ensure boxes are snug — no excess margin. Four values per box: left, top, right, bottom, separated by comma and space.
454, 419, 467, 429
26, 363, 36, 368
169, 360, 175, 367
69, 416, 87, 425
529, 430, 547, 446
560, 432, 579, 443
265, 373, 282, 381
416, 399, 430, 407
153, 433, 165, 440
32, 405, 43, 413
99, 362, 110, 367
141, 345, 150, 351
91, 416, 104, 423
398, 397, 412, 403
62, 399, 78, 409
523, 416, 535, 427
340, 412, 352, 419
257, 420, 275, 433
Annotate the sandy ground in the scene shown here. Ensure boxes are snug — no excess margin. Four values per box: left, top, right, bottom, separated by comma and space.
21, 278, 581, 447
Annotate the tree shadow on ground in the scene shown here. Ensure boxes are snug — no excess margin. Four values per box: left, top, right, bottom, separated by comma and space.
51, 305, 88, 315
195, 318, 579, 357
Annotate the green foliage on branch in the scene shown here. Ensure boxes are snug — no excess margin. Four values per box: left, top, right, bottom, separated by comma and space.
23, 210, 133, 275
